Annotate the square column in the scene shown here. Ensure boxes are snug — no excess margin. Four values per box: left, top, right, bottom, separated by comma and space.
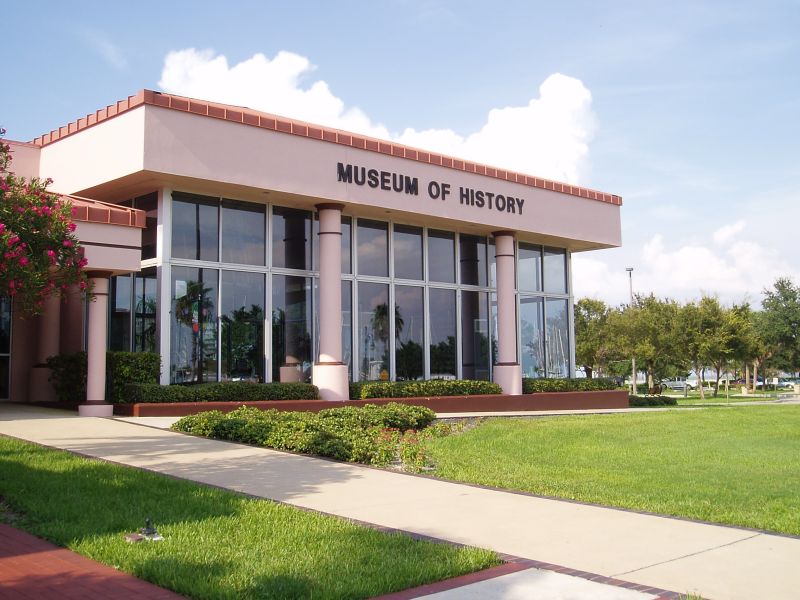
492, 231, 522, 395
312, 204, 349, 400
79, 272, 113, 417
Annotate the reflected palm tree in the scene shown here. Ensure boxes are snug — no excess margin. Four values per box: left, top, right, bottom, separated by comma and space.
174, 280, 215, 383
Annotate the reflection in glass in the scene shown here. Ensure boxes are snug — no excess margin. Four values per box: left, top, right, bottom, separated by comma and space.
222, 200, 265, 265
459, 235, 487, 286
358, 282, 389, 381
135, 193, 158, 260
272, 275, 312, 382
428, 230, 455, 283
134, 270, 158, 353
221, 271, 265, 382
395, 286, 424, 380
394, 225, 423, 280
273, 207, 311, 270
357, 219, 388, 277
519, 243, 542, 291
489, 238, 497, 289
520, 297, 544, 378
171, 193, 219, 261
546, 298, 570, 377
342, 281, 353, 379
544, 247, 567, 294
171, 267, 218, 383
0, 297, 9, 355
461, 291, 490, 380
109, 275, 131, 351
429, 288, 456, 378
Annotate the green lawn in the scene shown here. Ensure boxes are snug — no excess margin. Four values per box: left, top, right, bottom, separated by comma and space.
0, 436, 498, 599
425, 406, 800, 535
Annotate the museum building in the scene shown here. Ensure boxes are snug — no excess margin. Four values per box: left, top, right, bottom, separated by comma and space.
3, 90, 622, 413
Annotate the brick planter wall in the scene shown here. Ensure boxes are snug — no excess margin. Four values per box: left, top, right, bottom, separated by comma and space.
113, 390, 629, 417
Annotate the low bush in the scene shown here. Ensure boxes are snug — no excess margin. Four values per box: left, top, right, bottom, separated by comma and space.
628, 395, 678, 407
172, 402, 439, 470
355, 379, 501, 399
47, 351, 161, 403
122, 381, 319, 404
522, 377, 617, 394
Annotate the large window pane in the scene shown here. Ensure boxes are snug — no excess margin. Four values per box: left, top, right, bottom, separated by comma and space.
0, 297, 10, 354
394, 225, 423, 280
546, 298, 570, 378
519, 243, 542, 292
171, 267, 218, 383
429, 288, 456, 378
543, 247, 567, 294
428, 230, 455, 283
272, 275, 312, 382
342, 281, 353, 380
134, 193, 158, 260
109, 275, 132, 351
221, 271, 265, 382
395, 286, 424, 380
358, 282, 389, 381
461, 290, 490, 380
357, 219, 388, 277
459, 235, 487, 287
273, 207, 311, 270
222, 200, 265, 265
134, 270, 157, 353
520, 297, 544, 378
171, 193, 219, 261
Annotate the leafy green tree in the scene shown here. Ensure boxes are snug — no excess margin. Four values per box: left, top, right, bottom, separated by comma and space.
574, 298, 611, 378
760, 278, 800, 376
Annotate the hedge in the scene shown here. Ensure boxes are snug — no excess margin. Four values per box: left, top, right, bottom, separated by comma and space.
522, 377, 617, 394
171, 403, 442, 469
47, 351, 161, 403
123, 381, 320, 404
628, 395, 678, 407
351, 379, 502, 399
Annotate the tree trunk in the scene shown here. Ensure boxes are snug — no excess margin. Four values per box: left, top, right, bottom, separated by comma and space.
696, 362, 705, 401
584, 366, 593, 379
752, 361, 758, 394
745, 363, 750, 392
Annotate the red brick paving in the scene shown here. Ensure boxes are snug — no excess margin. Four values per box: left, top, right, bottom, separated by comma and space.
0, 523, 184, 599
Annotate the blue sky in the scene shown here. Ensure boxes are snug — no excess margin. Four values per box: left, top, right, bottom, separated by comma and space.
4, 1, 799, 305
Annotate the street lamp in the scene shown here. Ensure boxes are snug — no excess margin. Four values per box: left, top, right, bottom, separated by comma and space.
626, 267, 636, 395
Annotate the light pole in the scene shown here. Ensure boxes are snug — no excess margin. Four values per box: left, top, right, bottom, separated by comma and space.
626, 267, 636, 395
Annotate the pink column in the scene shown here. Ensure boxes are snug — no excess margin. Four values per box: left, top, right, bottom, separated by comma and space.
28, 293, 61, 402
79, 273, 113, 417
492, 232, 522, 395
312, 204, 349, 400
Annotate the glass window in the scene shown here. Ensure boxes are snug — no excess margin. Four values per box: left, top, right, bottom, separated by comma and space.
134, 193, 158, 260
357, 219, 388, 277
518, 243, 543, 292
543, 247, 567, 294
461, 290, 490, 380
520, 297, 544, 378
221, 271, 265, 382
459, 234, 487, 286
222, 200, 265, 265
109, 275, 132, 351
489, 238, 497, 289
272, 274, 312, 382
171, 193, 219, 261
393, 224, 423, 280
358, 282, 389, 381
395, 285, 424, 380
273, 207, 311, 270
429, 288, 456, 378
342, 280, 353, 380
134, 270, 157, 353
170, 267, 218, 383
0, 297, 10, 355
546, 298, 570, 378
428, 230, 455, 283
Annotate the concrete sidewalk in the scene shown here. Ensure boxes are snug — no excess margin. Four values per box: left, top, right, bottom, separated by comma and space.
1, 404, 798, 599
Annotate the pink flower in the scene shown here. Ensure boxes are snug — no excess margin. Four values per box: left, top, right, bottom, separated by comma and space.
67, 222, 76, 232
0, 223, 4, 233
18, 257, 28, 267
63, 240, 73, 248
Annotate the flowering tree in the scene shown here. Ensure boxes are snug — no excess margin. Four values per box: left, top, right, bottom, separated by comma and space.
0, 130, 89, 314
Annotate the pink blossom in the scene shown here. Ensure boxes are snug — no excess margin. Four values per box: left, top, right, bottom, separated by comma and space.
63, 240, 73, 248
67, 222, 76, 232
18, 257, 28, 267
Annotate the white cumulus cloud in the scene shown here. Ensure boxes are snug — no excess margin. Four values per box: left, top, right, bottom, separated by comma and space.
158, 48, 595, 183
712, 220, 746, 245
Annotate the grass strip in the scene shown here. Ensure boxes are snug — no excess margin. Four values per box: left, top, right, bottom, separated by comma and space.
425, 406, 800, 535
0, 436, 498, 599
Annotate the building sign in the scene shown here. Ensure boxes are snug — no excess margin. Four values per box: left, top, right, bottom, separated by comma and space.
336, 162, 525, 216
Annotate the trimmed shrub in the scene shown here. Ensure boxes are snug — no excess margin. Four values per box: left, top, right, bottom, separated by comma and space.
47, 351, 160, 403
628, 395, 678, 407
121, 381, 320, 404
356, 379, 502, 399
522, 377, 617, 394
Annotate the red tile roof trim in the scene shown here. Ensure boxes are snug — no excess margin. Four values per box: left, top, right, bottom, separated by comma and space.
31, 90, 623, 206
64, 195, 146, 229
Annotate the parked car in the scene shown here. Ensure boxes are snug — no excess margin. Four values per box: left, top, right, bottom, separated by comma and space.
662, 378, 693, 391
